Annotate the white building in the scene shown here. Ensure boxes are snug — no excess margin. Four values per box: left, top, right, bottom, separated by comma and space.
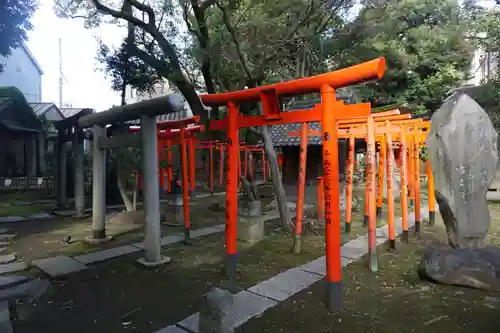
0, 43, 43, 103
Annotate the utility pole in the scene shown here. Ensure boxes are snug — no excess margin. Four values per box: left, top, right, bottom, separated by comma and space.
59, 38, 63, 108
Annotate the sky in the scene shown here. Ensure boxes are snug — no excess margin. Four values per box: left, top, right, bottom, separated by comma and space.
26, 0, 125, 111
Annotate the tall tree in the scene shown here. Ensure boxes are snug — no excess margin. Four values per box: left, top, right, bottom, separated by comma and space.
0, 0, 37, 73
332, 0, 474, 113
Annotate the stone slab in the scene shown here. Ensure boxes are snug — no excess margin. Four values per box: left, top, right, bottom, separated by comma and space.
0, 243, 10, 248
177, 313, 199, 332
0, 235, 15, 241
29, 213, 53, 220
340, 236, 369, 260
298, 256, 353, 276
0, 262, 28, 275
74, 245, 141, 265
190, 225, 225, 238
248, 268, 322, 301
0, 255, 15, 265
52, 210, 76, 217
0, 276, 29, 289
32, 256, 88, 277
153, 325, 190, 333
160, 234, 185, 247
0, 216, 26, 224
177, 291, 277, 332
0, 229, 10, 234
0, 248, 7, 254
12, 202, 34, 206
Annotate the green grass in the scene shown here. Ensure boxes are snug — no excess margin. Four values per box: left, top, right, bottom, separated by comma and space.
0, 203, 53, 217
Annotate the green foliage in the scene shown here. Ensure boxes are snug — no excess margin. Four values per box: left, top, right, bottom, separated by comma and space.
332, 0, 474, 113
0, 0, 37, 73
96, 38, 161, 97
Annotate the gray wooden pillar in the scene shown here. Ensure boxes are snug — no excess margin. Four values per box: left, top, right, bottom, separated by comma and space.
73, 127, 85, 218
137, 115, 170, 266
38, 132, 46, 175
56, 129, 68, 207
90, 125, 107, 241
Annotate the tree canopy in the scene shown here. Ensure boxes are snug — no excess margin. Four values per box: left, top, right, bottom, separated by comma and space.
0, 0, 37, 73
331, 0, 474, 113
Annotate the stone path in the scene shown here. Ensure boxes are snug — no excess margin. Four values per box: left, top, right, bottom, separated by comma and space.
156, 208, 429, 333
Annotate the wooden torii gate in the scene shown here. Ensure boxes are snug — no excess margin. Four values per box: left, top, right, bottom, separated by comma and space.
201, 57, 386, 310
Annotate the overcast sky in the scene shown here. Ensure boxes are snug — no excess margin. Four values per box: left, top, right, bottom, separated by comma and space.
26, 0, 125, 111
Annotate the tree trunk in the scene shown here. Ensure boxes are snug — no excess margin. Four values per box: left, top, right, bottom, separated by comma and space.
261, 126, 291, 230
116, 153, 134, 212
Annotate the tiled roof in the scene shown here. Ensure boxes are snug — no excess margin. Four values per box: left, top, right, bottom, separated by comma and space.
29, 102, 57, 116
60, 107, 95, 118
267, 121, 322, 146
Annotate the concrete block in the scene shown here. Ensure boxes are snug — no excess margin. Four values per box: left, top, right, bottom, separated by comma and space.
237, 216, 264, 243
33, 256, 88, 277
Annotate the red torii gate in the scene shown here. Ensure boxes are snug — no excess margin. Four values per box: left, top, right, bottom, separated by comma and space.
201, 57, 386, 310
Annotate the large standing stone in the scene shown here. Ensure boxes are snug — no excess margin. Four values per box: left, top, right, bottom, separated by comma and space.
427, 93, 498, 248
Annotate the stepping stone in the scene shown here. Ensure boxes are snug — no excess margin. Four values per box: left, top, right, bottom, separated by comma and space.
0, 262, 28, 275
32, 256, 88, 277
0, 229, 9, 234
0, 301, 12, 333
0, 235, 15, 241
74, 245, 141, 265
0, 216, 26, 224
0, 256, 15, 265
34, 200, 54, 204
160, 234, 185, 246
153, 326, 190, 333
12, 202, 33, 206
248, 268, 322, 302
0, 248, 7, 255
0, 276, 29, 289
190, 225, 225, 238
52, 210, 76, 217
0, 278, 49, 303
29, 213, 53, 220
0, 243, 9, 248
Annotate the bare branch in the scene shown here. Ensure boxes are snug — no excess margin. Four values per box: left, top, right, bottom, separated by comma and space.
129, 0, 156, 25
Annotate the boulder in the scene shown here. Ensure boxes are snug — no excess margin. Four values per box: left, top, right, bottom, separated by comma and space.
427, 93, 498, 248
420, 246, 500, 291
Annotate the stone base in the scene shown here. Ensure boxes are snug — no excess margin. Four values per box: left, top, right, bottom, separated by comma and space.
237, 215, 264, 244
136, 256, 172, 267
84, 235, 113, 245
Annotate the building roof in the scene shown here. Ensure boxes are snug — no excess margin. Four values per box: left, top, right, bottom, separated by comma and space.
60, 107, 95, 118
20, 43, 43, 75
29, 102, 65, 119
266, 92, 354, 147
